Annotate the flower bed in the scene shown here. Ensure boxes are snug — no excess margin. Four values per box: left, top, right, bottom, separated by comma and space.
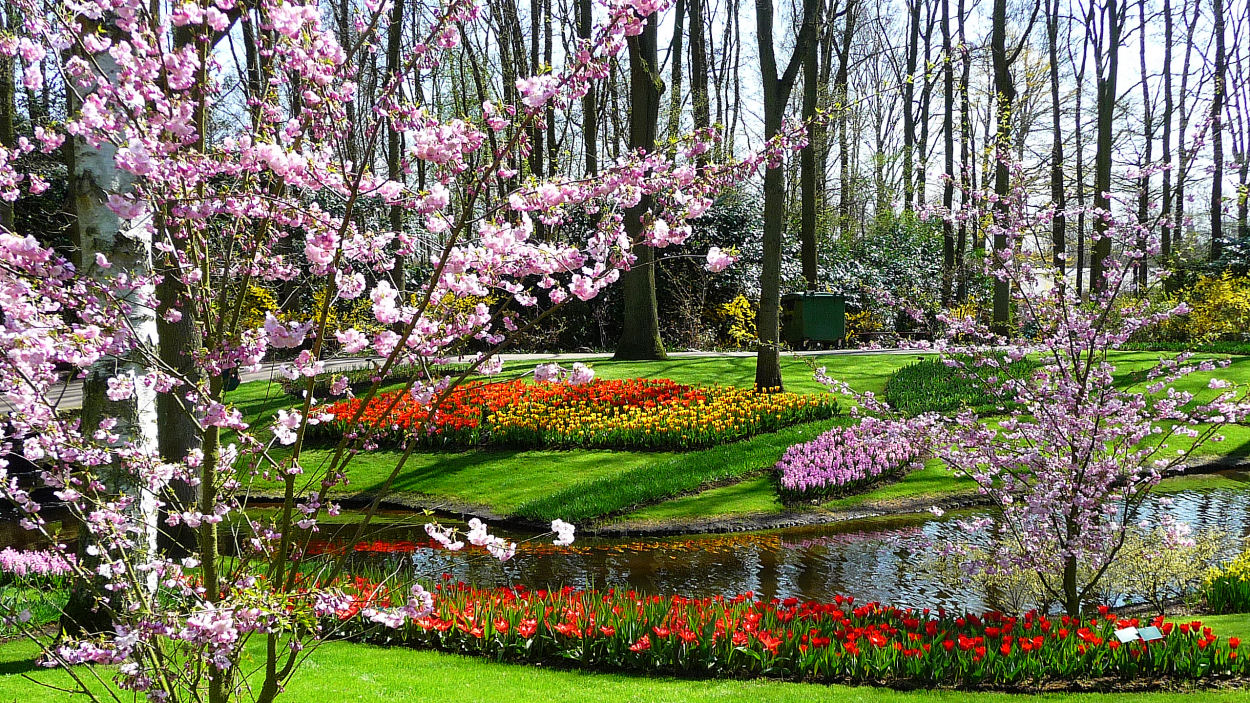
339, 582, 1247, 687
0, 548, 75, 582
0, 549, 75, 637
883, 356, 1034, 416
776, 416, 931, 500
311, 379, 837, 451
1205, 547, 1250, 614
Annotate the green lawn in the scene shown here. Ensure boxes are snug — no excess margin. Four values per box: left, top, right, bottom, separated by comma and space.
584, 352, 922, 396
286, 447, 671, 515
620, 474, 785, 522
229, 350, 1250, 528
233, 353, 917, 521
512, 417, 846, 523
2, 637, 1247, 703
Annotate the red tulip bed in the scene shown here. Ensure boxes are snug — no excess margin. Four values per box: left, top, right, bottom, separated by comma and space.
335, 580, 1248, 688
309, 378, 837, 451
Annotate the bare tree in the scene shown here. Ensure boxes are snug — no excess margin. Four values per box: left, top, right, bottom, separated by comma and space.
754, 0, 818, 390
941, 0, 956, 304
1210, 0, 1227, 261
1135, 0, 1152, 290
1089, 0, 1126, 292
1046, 0, 1066, 274
615, 11, 667, 360
901, 0, 923, 210
1160, 0, 1175, 260
989, 0, 1038, 329
1173, 0, 1203, 247
1230, 1, 1250, 242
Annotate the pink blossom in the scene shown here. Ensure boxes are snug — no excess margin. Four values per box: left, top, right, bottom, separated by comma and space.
704, 246, 737, 272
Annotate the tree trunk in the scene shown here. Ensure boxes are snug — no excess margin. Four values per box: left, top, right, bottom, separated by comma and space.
615, 14, 667, 361
1046, 0, 1066, 275
1074, 23, 1090, 298
989, 0, 1015, 331
754, 0, 817, 390
1160, 0, 1174, 260
689, 0, 711, 166
1210, 0, 1226, 262
1230, 1, 1250, 244
1175, 2, 1200, 248
836, 0, 857, 241
0, 4, 15, 232
64, 22, 161, 636
544, 0, 556, 177
580, 0, 597, 175
665, 0, 686, 147
1063, 555, 1081, 617
940, 0, 955, 305
916, 2, 935, 205
901, 0, 921, 210
155, 224, 202, 557
1089, 0, 1122, 292
387, 0, 406, 295
1135, 0, 1151, 290
956, 0, 971, 302
799, 0, 820, 290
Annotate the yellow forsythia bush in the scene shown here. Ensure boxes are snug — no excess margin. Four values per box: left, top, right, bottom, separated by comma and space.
1166, 273, 1250, 341
237, 283, 278, 331
713, 294, 757, 349
845, 309, 884, 345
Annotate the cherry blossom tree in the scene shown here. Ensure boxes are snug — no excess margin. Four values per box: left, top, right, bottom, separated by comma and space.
0, 0, 806, 698
930, 164, 1250, 616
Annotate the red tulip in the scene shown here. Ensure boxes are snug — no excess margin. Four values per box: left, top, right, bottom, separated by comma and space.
629, 635, 652, 652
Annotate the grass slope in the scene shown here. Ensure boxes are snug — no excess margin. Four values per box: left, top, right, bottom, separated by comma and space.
622, 475, 785, 522
2, 637, 1248, 703
233, 353, 918, 520
512, 417, 846, 522
229, 350, 1250, 526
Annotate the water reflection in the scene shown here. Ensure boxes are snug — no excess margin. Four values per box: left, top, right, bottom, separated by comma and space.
5, 487, 1247, 612
307, 488, 1250, 612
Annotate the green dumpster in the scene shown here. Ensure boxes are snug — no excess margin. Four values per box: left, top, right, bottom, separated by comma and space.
780, 292, 845, 347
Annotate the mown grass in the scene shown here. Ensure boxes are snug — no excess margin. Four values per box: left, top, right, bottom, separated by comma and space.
512, 417, 848, 523
243, 447, 670, 515
2, 636, 1248, 703
232, 353, 914, 521
226, 350, 1250, 526
617, 475, 785, 523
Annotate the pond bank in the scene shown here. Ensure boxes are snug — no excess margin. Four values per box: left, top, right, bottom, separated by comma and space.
243, 464, 1249, 538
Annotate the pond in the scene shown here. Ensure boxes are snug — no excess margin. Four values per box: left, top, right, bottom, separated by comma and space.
293, 486, 1250, 612
7, 484, 1248, 612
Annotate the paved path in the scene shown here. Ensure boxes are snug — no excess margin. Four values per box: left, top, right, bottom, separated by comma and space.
13, 348, 924, 411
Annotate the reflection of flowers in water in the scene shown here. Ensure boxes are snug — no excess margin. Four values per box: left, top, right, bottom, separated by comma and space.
780, 526, 925, 551
306, 532, 793, 559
